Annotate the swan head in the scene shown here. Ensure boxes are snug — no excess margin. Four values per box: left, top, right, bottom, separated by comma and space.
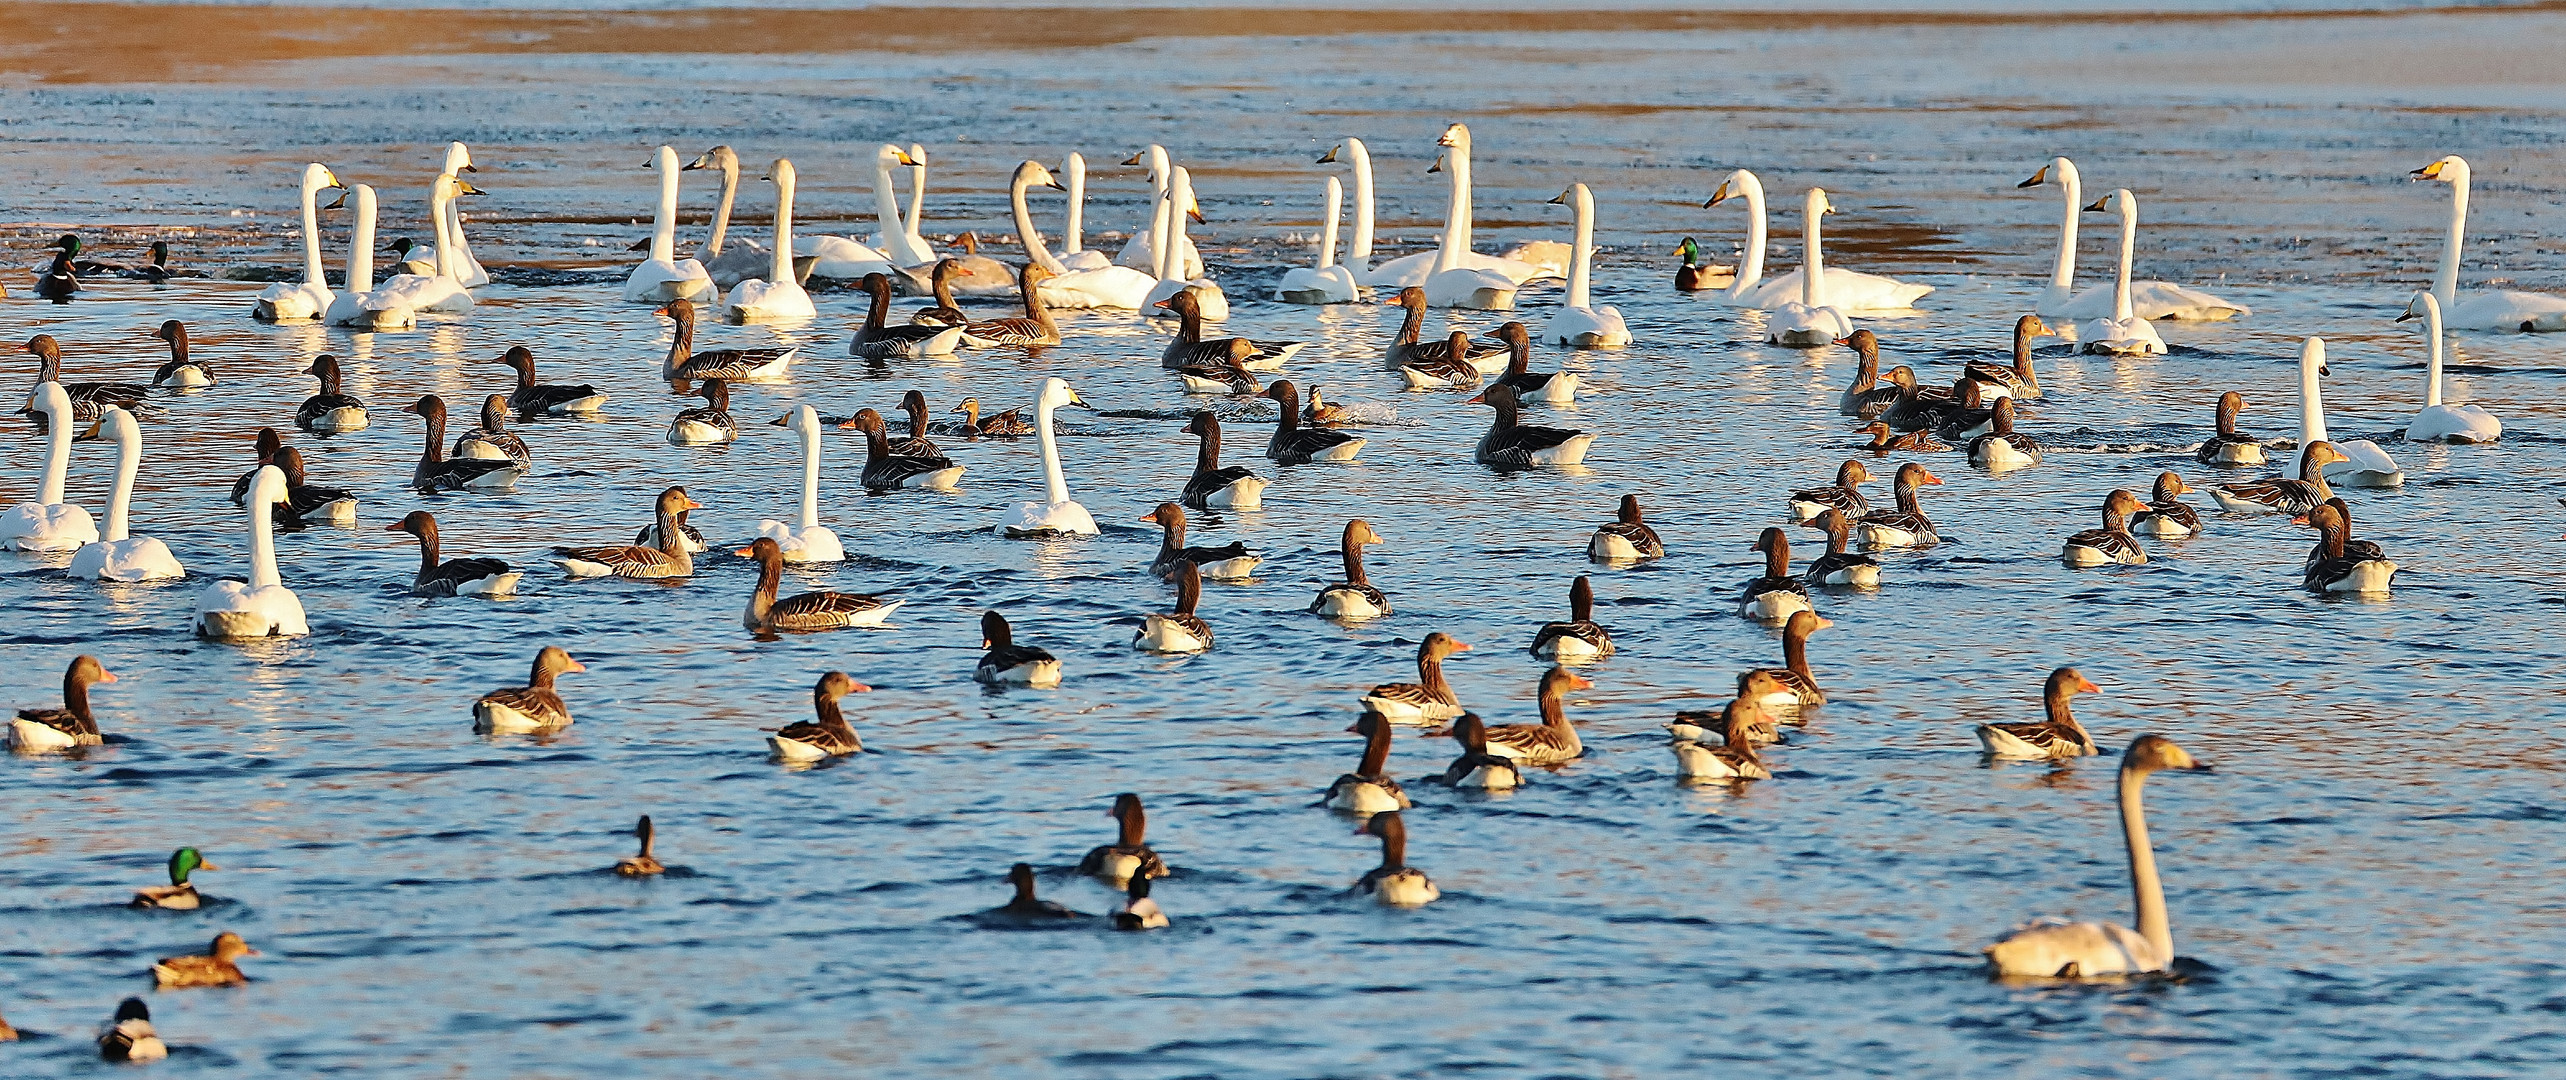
1036, 377, 1086, 411
31, 380, 73, 423
304, 162, 345, 194
1316, 144, 1342, 164
1014, 160, 1065, 192
682, 145, 735, 173
2121, 734, 2208, 777
649, 145, 679, 171
1804, 188, 1834, 216
871, 144, 919, 170
762, 158, 794, 187
2016, 157, 2074, 189
247, 463, 290, 508
2395, 291, 2440, 323
75, 405, 137, 446
2300, 337, 2329, 377
1436, 123, 1469, 150
443, 141, 476, 175
2082, 189, 2133, 216
770, 404, 822, 437
2411, 155, 2466, 184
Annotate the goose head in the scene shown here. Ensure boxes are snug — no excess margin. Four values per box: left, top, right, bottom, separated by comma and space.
1418, 631, 1470, 664
385, 509, 440, 542
528, 645, 586, 687
1344, 518, 1384, 550
2153, 471, 2193, 501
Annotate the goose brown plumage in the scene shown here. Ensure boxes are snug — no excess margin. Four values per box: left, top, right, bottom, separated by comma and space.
1311, 518, 1391, 618
386, 510, 519, 597
975, 610, 1062, 686
1671, 673, 1781, 780
1465, 383, 1593, 468
1967, 396, 2045, 469
554, 486, 701, 578
1079, 792, 1169, 885
2062, 490, 2150, 567
1963, 315, 2051, 399
767, 670, 870, 760
294, 353, 368, 433
9, 654, 113, 752
2196, 390, 2266, 466
1438, 712, 1524, 789
656, 298, 795, 383
1798, 507, 1881, 587
1134, 560, 1214, 653
1262, 380, 1365, 463
1588, 494, 1665, 561
1854, 462, 1943, 548
404, 394, 525, 492
2131, 471, 2204, 537
1855, 419, 1948, 454
473, 646, 583, 734
1353, 810, 1439, 906
1747, 611, 1831, 708
1478, 667, 1590, 766
1180, 410, 1266, 510
1323, 709, 1414, 814
961, 262, 1063, 346
1530, 575, 1614, 662
2211, 441, 2344, 514
615, 816, 665, 876
2299, 500, 2397, 593
1788, 459, 1873, 521
453, 393, 532, 467
1383, 286, 1506, 370
1741, 527, 1815, 619
1144, 502, 1259, 580
840, 408, 964, 491
736, 537, 899, 631
1975, 667, 2101, 759
1362, 632, 1468, 722
486, 345, 607, 415
850, 272, 965, 358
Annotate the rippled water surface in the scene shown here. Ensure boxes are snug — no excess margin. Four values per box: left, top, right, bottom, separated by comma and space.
4, 6, 2566, 1077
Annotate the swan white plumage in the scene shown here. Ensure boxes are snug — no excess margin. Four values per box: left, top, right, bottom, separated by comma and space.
789, 152, 902, 280
755, 405, 845, 563
2397, 292, 2501, 444
1985, 735, 2208, 979
2291, 337, 2405, 487
1012, 161, 1156, 309
996, 378, 1099, 539
2410, 155, 2566, 333
1541, 182, 1630, 347
1767, 189, 1856, 346
2020, 157, 2248, 322
1317, 138, 1380, 285
1116, 145, 1204, 279
1056, 152, 1114, 272
1277, 174, 1359, 304
862, 143, 938, 268
725, 158, 819, 324
624, 146, 715, 303
194, 465, 308, 639
324, 185, 413, 328
252, 163, 343, 322
359, 174, 479, 315
1704, 169, 1931, 312
68, 407, 184, 582
1, 383, 99, 552
684, 146, 774, 288
400, 142, 491, 288
2078, 189, 2167, 356
1370, 124, 1554, 299
1144, 167, 1229, 320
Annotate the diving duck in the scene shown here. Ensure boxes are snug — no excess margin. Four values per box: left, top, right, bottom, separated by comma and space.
98, 998, 167, 1062
1180, 411, 1267, 511
152, 931, 257, 988
2062, 490, 2150, 567
993, 863, 1085, 921
1079, 793, 1170, 885
1966, 397, 2044, 470
1262, 381, 1365, 463
555, 486, 700, 578
666, 378, 740, 446
1529, 576, 1614, 662
1741, 527, 1815, 620
1323, 709, 1414, 814
840, 408, 965, 491
1466, 383, 1593, 468
453, 393, 533, 467
1479, 667, 1590, 766
2196, 391, 2266, 466
736, 537, 899, 631
10, 654, 113, 753
614, 816, 665, 876
1491, 321, 1576, 405
2210, 441, 2344, 515
1975, 666, 2101, 759
1362, 632, 1468, 723
1114, 874, 1170, 931
1353, 810, 1438, 907
405, 394, 526, 492
1438, 712, 1524, 790
1134, 560, 1214, 653
294, 353, 367, 433
386, 510, 520, 597
768, 671, 870, 760
2130, 472, 2204, 538
487, 345, 608, 415
1788, 459, 1873, 521
975, 610, 1062, 687
473, 646, 583, 734
1799, 508, 1881, 588
850, 272, 964, 358
1855, 463, 1944, 548
1144, 502, 1260, 581
131, 847, 218, 910
1311, 519, 1392, 618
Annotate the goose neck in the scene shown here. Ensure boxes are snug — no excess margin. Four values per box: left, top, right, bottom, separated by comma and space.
1356, 720, 1391, 776
1340, 530, 1368, 584
1782, 622, 1813, 678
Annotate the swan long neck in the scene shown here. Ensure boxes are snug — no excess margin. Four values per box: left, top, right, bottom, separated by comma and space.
2120, 765, 2172, 964
1167, 169, 1197, 281
2435, 161, 2467, 310
798, 411, 822, 530
1318, 175, 1342, 271
905, 148, 927, 236
771, 162, 797, 286
1801, 189, 1828, 309
1728, 171, 1767, 297
1452, 134, 1475, 255
104, 415, 139, 542
1012, 167, 1066, 274
707, 155, 737, 255
1063, 153, 1086, 254
1037, 392, 1070, 506
1346, 138, 1375, 263
872, 151, 906, 254
349, 185, 377, 290
1435, 138, 1470, 274
37, 393, 72, 505
299, 166, 328, 288
651, 148, 679, 262
2111, 191, 2137, 322
1566, 183, 1594, 309
248, 468, 282, 590
1150, 169, 1177, 281
2422, 295, 2445, 407
2299, 340, 2329, 445
2050, 158, 2081, 294
430, 178, 460, 281
442, 178, 471, 275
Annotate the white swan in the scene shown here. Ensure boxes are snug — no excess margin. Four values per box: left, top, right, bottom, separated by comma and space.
2291, 337, 2405, 487
1706, 169, 1931, 312
1011, 161, 1156, 309
1, 383, 99, 552
1703, 169, 1772, 308
360, 174, 479, 315
1056, 152, 1114, 272
996, 378, 1099, 539
1985, 735, 2208, 979
2078, 189, 2167, 356
401, 142, 490, 288
252, 163, 343, 322
1116, 145, 1204, 279
68, 407, 184, 582
326, 186, 418, 329
194, 465, 308, 639
1317, 138, 1380, 285
1767, 189, 1856, 347
1541, 182, 1630, 347
684, 145, 773, 288
725, 158, 818, 324
623, 146, 715, 303
2398, 292, 2501, 444
755, 405, 845, 562
1371, 124, 1554, 300
1144, 167, 1228, 319
2411, 155, 2566, 333
1277, 174, 1359, 304
862, 143, 937, 268
2020, 157, 2248, 322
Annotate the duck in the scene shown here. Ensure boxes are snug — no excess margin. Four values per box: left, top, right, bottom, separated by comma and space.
1262, 381, 1366, 464
1975, 666, 2101, 759
948, 397, 1031, 438
1588, 494, 1664, 561
975, 610, 1062, 687
472, 646, 583, 734
2301, 501, 2398, 594
2293, 497, 2387, 571
1135, 560, 1215, 653
2061, 490, 2151, 567
1324, 710, 1414, 814
882, 391, 943, 457
124, 240, 202, 282
453, 394, 532, 468
737, 537, 899, 632
152, 931, 257, 988
656, 297, 795, 383
1114, 874, 1170, 931
1672, 235, 1736, 292
1479, 667, 1591, 766
1353, 811, 1439, 906
486, 345, 608, 416
997, 378, 1100, 538
614, 816, 664, 876
1173, 339, 1265, 396
1984, 734, 2211, 979
850, 272, 966, 358
1964, 315, 2053, 400
1302, 385, 1352, 427
194, 466, 308, 639
1835, 330, 1903, 416
555, 486, 701, 578
251, 163, 344, 321
840, 408, 964, 492
1530, 576, 1613, 662
386, 511, 520, 597
1855, 420, 1947, 455
1799, 508, 1882, 588
1670, 675, 1783, 780
959, 263, 1063, 347
2211, 440, 2344, 515
1967, 397, 2045, 470
22, 335, 151, 427
1078, 793, 1170, 885
2290, 337, 2405, 488
2196, 391, 2266, 466
1361, 632, 1468, 723
271, 448, 358, 527
1398, 330, 1486, 390
754, 406, 845, 562
1383, 286, 1508, 371
1311, 518, 1392, 619
767, 671, 870, 760
404, 395, 526, 492
993, 863, 1085, 921
2130, 472, 2204, 538
1438, 712, 1524, 790
2398, 291, 2503, 443
132, 847, 219, 910
149, 320, 212, 389
98, 998, 168, 1062
9, 654, 114, 753
1741, 527, 1815, 621
1934, 380, 2001, 442
1787, 459, 1873, 522
294, 354, 367, 434
1852, 462, 1944, 549
66, 406, 181, 579
1144, 502, 1259, 581
666, 378, 740, 446
1465, 383, 1593, 468
1180, 411, 1266, 511
1489, 321, 1577, 405
623, 145, 716, 303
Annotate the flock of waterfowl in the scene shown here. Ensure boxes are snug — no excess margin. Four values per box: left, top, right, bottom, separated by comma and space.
3, 124, 2551, 1055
